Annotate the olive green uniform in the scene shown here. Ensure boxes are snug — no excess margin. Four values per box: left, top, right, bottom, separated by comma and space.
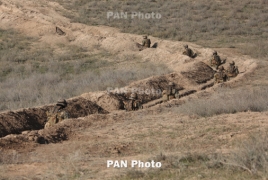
214, 69, 228, 84
124, 93, 142, 111
183, 47, 195, 58
227, 64, 239, 77
162, 86, 179, 102
142, 38, 151, 48
45, 106, 69, 129
211, 54, 222, 69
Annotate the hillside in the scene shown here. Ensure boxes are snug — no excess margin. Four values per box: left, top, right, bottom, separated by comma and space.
0, 0, 268, 179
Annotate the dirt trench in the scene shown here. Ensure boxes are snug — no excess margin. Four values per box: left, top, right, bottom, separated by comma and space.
0, 97, 108, 138
0, 62, 216, 141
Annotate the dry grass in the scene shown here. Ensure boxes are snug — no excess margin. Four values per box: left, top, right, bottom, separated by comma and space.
218, 133, 268, 177
117, 133, 268, 180
51, 0, 268, 59
1, 1, 268, 179
1, 108, 267, 179
0, 28, 171, 111
0, 147, 90, 179
172, 86, 268, 117
116, 153, 259, 180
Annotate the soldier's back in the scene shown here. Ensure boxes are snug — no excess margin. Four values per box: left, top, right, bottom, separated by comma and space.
214, 55, 221, 64
227, 65, 239, 77
45, 111, 58, 129
144, 39, 151, 47
44, 108, 69, 128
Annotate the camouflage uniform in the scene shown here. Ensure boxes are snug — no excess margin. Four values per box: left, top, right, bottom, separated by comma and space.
44, 99, 69, 129
182, 44, 196, 58
227, 61, 239, 78
211, 51, 225, 69
162, 90, 168, 102
124, 93, 142, 111
142, 35, 151, 48
163, 82, 179, 101
214, 66, 228, 84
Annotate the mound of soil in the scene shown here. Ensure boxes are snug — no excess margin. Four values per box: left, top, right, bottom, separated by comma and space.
0, 97, 108, 138
81, 92, 127, 112
65, 97, 108, 118
0, 114, 107, 151
95, 93, 126, 111
0, 107, 50, 138
181, 62, 215, 84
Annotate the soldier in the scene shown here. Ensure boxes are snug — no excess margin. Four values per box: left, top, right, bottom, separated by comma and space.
44, 99, 69, 129
123, 93, 142, 111
162, 90, 168, 102
226, 61, 239, 78
142, 35, 151, 48
214, 66, 228, 84
210, 51, 226, 69
163, 82, 179, 101
130, 93, 143, 111
182, 44, 196, 58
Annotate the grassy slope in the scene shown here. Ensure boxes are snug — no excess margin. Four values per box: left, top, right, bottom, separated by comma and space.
42, 0, 268, 179
0, 29, 171, 111
1, 0, 268, 179
51, 0, 268, 58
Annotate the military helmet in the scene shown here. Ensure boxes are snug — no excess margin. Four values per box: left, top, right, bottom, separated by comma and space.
213, 51, 217, 55
162, 90, 167, 94
168, 82, 175, 86
184, 44, 188, 48
143, 35, 147, 39
56, 99, 67, 107
229, 61, 235, 65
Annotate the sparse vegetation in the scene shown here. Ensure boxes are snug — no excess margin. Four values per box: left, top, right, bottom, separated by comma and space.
51, 0, 268, 59
116, 153, 259, 180
1, 0, 268, 179
116, 133, 268, 180
0, 29, 171, 111
218, 133, 268, 177
172, 86, 268, 117
0, 149, 89, 179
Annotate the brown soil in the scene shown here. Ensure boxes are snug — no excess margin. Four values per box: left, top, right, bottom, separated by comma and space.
0, 97, 108, 138
0, 0, 261, 179
0, 0, 256, 134
181, 61, 216, 84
